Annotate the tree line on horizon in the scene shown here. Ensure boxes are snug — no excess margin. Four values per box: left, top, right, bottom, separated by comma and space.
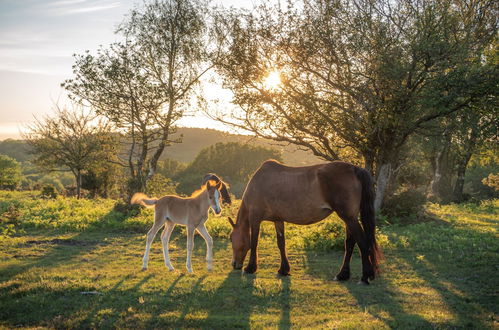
2, 0, 496, 211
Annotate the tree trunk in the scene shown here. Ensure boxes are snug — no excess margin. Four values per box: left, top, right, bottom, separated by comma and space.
452, 128, 477, 202
428, 131, 453, 202
76, 170, 82, 199
374, 163, 392, 211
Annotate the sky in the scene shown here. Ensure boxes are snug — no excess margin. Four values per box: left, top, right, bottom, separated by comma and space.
0, 0, 254, 140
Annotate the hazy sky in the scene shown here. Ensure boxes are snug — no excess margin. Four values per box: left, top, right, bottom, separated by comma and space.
0, 0, 253, 140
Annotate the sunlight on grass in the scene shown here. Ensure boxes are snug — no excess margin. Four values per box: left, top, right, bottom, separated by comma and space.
1, 194, 498, 328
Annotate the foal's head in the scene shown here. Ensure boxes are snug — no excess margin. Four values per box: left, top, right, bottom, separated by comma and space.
206, 180, 223, 215
228, 217, 250, 269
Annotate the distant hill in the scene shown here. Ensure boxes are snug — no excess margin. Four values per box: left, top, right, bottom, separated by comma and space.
0, 127, 324, 166
165, 127, 324, 166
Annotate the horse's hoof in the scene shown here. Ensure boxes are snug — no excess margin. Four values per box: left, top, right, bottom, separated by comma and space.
358, 279, 369, 285
168, 267, 175, 272
333, 272, 350, 281
141, 267, 148, 271
243, 265, 256, 274
277, 269, 290, 276
186, 268, 193, 274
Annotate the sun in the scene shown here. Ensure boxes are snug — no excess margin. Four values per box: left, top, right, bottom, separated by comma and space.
263, 70, 281, 89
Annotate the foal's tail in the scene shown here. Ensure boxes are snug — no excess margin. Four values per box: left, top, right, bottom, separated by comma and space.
354, 167, 383, 277
131, 193, 158, 208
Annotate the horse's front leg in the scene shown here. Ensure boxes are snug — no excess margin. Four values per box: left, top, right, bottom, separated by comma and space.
244, 218, 262, 274
334, 227, 355, 281
186, 225, 195, 273
275, 221, 290, 276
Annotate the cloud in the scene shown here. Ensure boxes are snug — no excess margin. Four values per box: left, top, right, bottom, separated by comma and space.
47, 1, 122, 16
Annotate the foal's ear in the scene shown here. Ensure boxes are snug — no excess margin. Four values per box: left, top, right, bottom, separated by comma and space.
228, 217, 235, 228
215, 181, 222, 190
206, 180, 212, 189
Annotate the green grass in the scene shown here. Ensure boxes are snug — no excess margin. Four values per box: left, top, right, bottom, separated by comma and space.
0, 192, 497, 328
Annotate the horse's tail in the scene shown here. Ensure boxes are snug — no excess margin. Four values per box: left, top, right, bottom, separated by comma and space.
130, 193, 158, 208
354, 166, 383, 276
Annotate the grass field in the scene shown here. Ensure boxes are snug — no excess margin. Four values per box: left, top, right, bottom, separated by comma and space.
0, 192, 497, 328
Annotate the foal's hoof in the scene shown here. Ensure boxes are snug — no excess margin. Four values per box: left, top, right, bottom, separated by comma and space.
141, 267, 148, 272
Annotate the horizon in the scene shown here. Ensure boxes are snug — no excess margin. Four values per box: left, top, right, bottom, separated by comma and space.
0, 0, 254, 140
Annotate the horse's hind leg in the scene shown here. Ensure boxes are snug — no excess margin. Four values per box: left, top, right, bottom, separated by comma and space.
142, 213, 165, 270
161, 220, 176, 271
334, 226, 355, 281
197, 224, 213, 271
275, 221, 290, 276
339, 215, 374, 285
185, 225, 196, 273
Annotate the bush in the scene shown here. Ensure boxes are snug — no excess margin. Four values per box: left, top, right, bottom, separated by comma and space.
41, 185, 58, 199
382, 189, 427, 221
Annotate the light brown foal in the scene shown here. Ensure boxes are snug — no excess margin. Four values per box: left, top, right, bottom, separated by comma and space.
131, 180, 223, 273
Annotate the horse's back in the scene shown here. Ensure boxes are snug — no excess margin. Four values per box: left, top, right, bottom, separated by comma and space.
243, 160, 357, 223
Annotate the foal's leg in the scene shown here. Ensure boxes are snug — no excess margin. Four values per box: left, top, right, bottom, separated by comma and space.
197, 224, 213, 271
342, 217, 374, 285
334, 227, 356, 281
142, 215, 165, 270
244, 216, 262, 274
185, 225, 196, 273
275, 221, 290, 276
161, 220, 176, 271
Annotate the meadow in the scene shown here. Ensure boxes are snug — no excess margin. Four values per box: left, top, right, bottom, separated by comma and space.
0, 191, 497, 329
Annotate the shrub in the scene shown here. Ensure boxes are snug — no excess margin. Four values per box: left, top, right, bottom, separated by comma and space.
382, 189, 427, 221
41, 185, 58, 199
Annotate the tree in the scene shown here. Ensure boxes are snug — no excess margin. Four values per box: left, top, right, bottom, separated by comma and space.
64, 0, 217, 194
24, 106, 115, 198
212, 0, 498, 209
175, 142, 282, 197
0, 155, 22, 190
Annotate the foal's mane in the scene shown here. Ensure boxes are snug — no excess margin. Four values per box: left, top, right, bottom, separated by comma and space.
190, 180, 217, 198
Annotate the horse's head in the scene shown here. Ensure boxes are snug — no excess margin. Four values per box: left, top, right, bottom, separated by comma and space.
202, 173, 231, 205
228, 217, 250, 269
206, 180, 223, 215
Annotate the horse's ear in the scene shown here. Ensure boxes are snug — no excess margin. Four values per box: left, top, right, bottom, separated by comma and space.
216, 181, 222, 190
228, 217, 235, 228
206, 180, 212, 189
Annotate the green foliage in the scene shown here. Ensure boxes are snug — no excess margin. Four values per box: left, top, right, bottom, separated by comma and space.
145, 174, 177, 197
382, 189, 427, 222
41, 185, 58, 199
464, 161, 499, 199
0, 154, 22, 190
176, 142, 282, 197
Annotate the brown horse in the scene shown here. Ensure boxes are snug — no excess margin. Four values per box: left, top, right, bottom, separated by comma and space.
228, 160, 382, 284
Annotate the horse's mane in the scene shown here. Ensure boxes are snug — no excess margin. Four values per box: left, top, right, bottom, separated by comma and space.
190, 180, 217, 198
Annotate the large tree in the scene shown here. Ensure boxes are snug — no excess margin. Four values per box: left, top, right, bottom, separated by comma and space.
64, 0, 217, 194
212, 0, 498, 209
24, 106, 115, 198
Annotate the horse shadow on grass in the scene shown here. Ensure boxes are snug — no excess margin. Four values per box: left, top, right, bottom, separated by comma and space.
304, 219, 498, 328
140, 265, 292, 328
